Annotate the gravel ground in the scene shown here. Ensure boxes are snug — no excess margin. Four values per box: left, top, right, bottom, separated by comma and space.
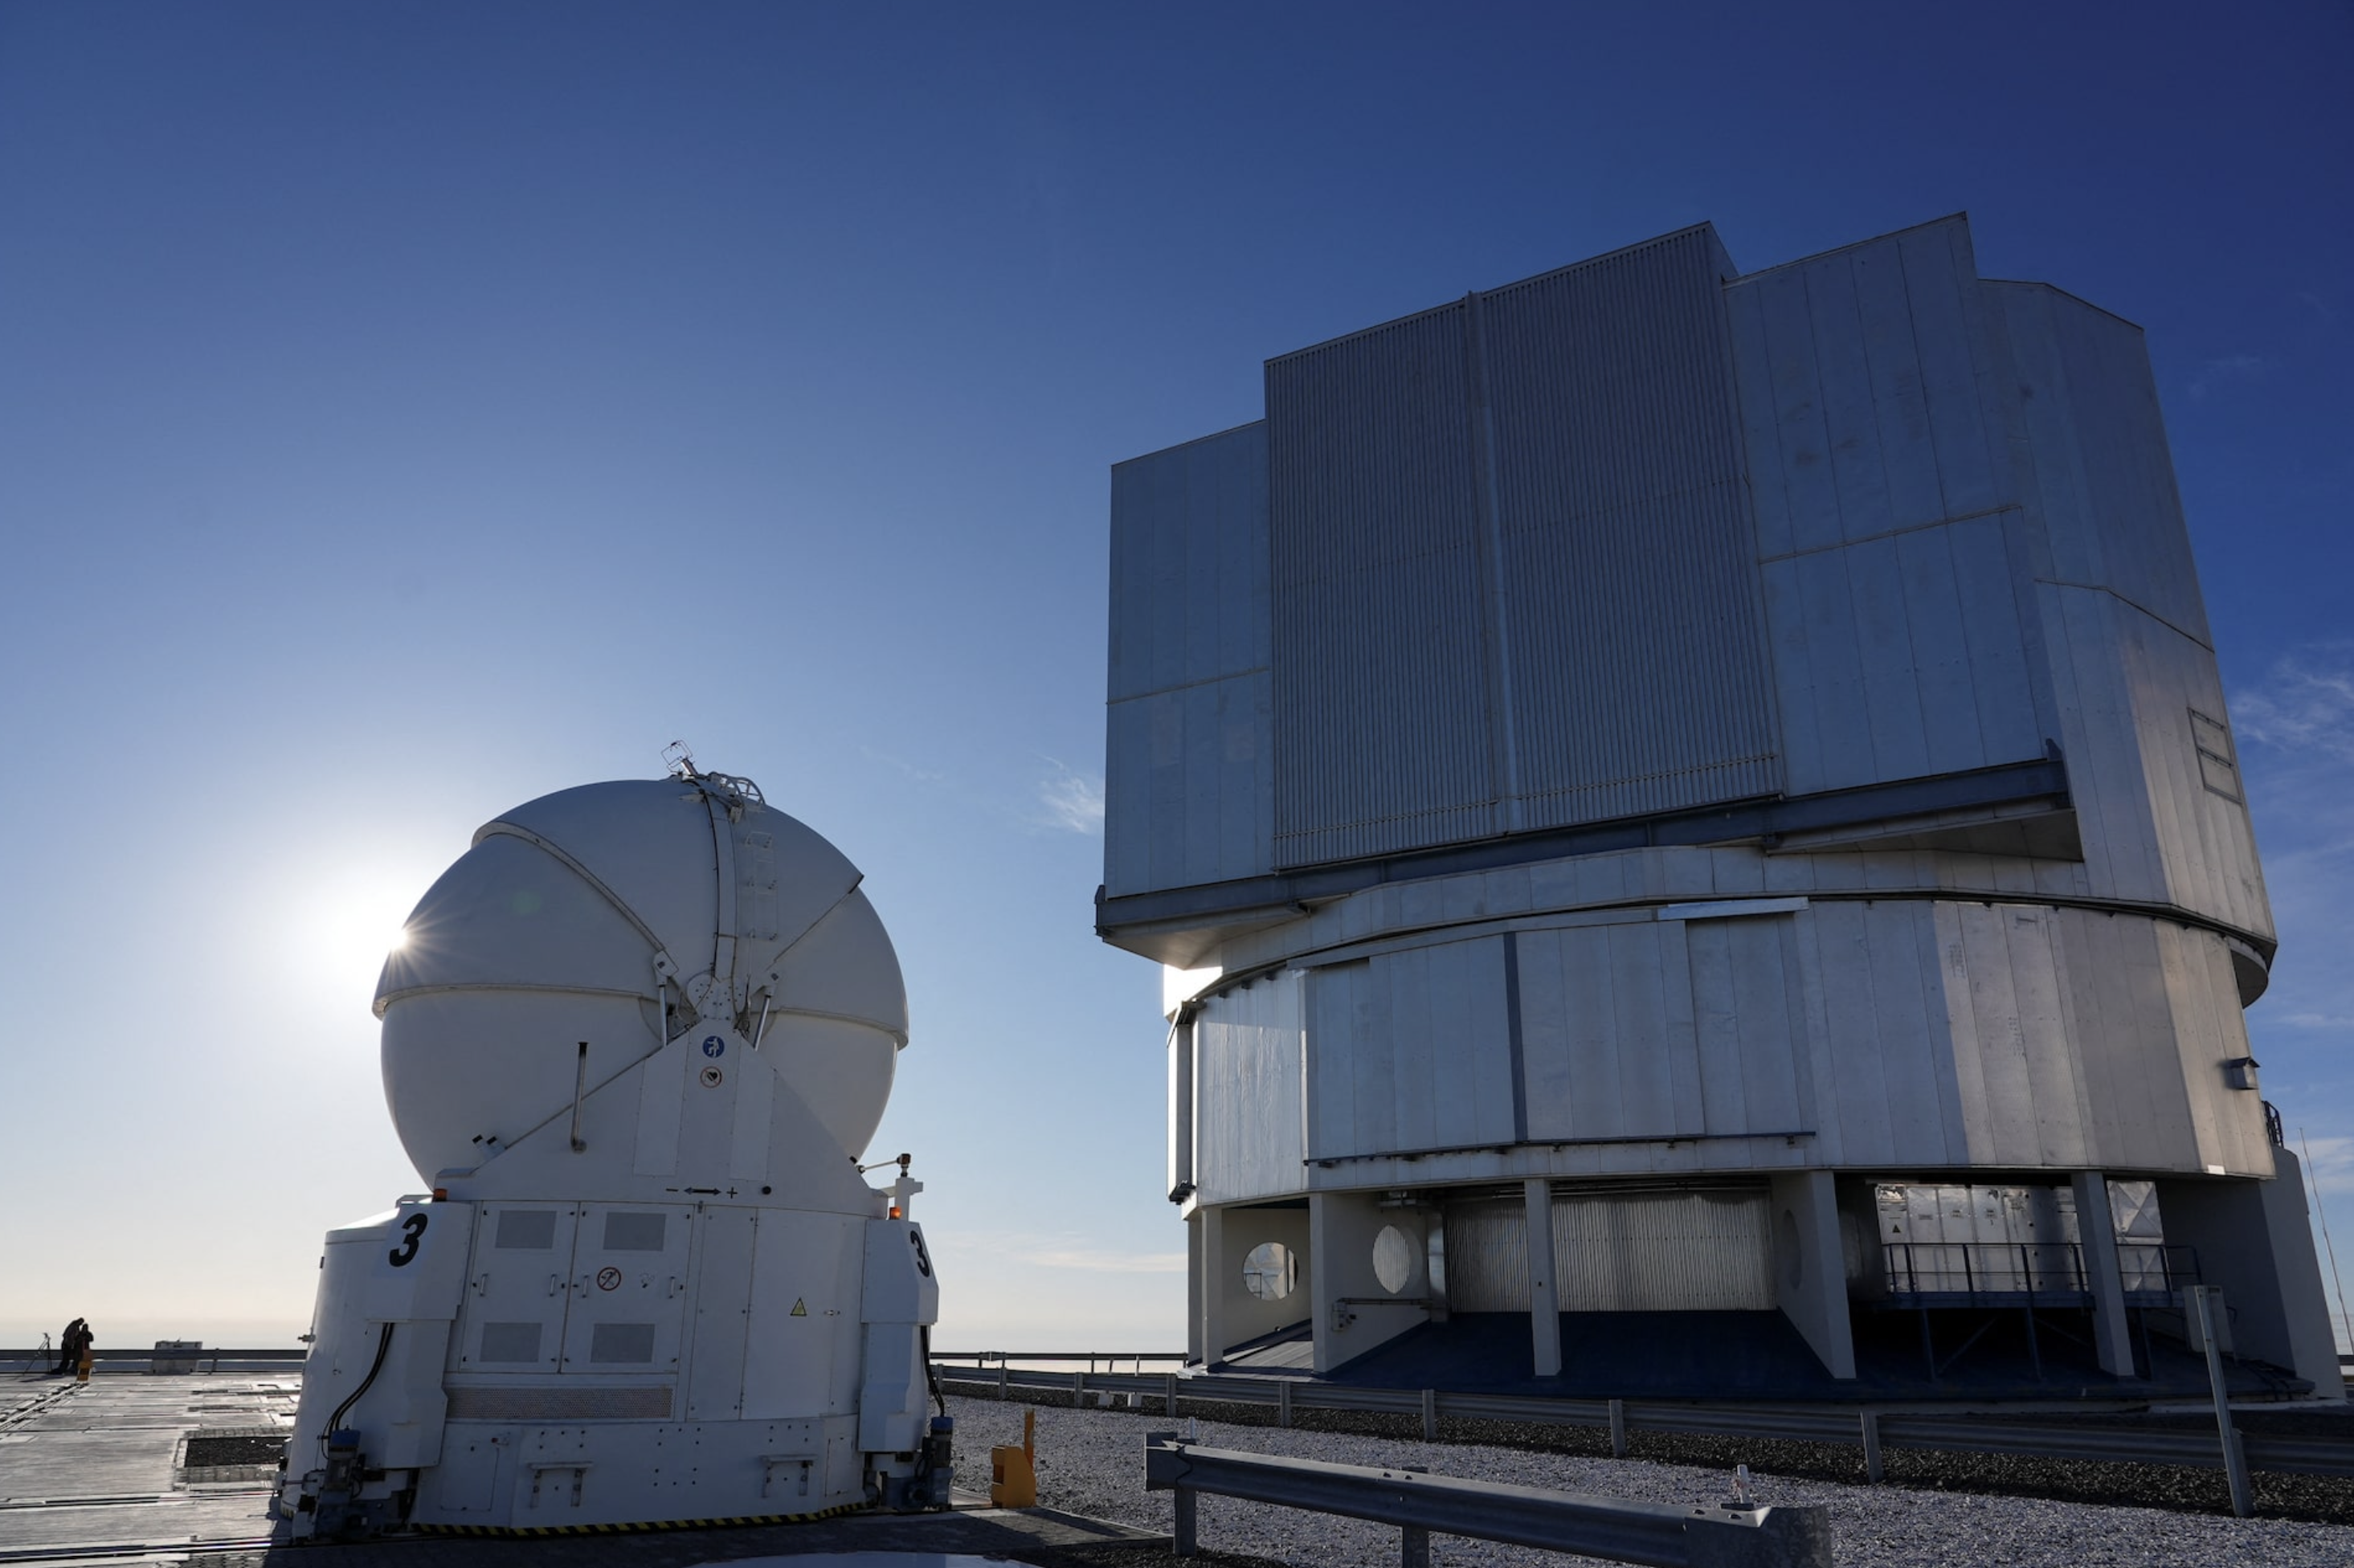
182, 1434, 286, 1467
946, 1395, 2354, 1567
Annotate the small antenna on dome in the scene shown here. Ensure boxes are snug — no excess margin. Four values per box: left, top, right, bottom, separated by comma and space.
662, 740, 698, 779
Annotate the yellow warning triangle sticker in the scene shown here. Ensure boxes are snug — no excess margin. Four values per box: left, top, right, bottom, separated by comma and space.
791, 1298, 807, 1317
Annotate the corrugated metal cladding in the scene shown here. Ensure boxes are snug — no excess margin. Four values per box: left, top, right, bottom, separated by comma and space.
1922, 900, 2262, 1178
1303, 941, 1518, 1162
1109, 423, 1273, 704
1994, 284, 2211, 647
1481, 227, 1780, 827
1201, 897, 2263, 1196
1265, 228, 1784, 868
1725, 218, 2047, 796
1104, 424, 1275, 897
1514, 915, 1812, 1150
1442, 1189, 1775, 1312
1267, 304, 1499, 866
2037, 580, 2270, 941
1191, 972, 1306, 1204
2004, 286, 2270, 946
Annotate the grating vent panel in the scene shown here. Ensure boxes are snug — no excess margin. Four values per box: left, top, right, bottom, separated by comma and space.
478, 1321, 544, 1363
588, 1322, 657, 1364
602, 1211, 667, 1252
494, 1210, 559, 1250
446, 1385, 673, 1421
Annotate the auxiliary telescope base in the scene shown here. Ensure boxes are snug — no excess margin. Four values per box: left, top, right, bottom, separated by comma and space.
263, 1499, 1169, 1564
0, 1377, 1167, 1568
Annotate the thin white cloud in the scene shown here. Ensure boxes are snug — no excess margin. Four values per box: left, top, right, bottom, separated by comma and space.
2299, 1132, 2354, 1174
2233, 651, 2354, 762
2188, 352, 2267, 402
860, 745, 951, 789
1036, 758, 1105, 835
942, 1231, 1183, 1275
2234, 646, 2354, 1229
2295, 1134, 2354, 1212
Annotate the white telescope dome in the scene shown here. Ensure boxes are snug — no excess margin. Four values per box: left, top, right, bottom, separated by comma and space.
374, 772, 906, 1184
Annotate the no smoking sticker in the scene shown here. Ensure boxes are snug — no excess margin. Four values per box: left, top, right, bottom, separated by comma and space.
595, 1267, 623, 1292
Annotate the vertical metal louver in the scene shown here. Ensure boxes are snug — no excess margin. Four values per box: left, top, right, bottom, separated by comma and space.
1479, 229, 1780, 825
1441, 1187, 1775, 1312
1265, 227, 1780, 871
1267, 303, 1498, 866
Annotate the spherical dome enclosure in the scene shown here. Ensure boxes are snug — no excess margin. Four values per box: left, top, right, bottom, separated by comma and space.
374, 777, 907, 1183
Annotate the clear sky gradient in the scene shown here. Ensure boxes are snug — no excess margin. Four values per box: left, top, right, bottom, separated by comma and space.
2, 2, 2349, 1353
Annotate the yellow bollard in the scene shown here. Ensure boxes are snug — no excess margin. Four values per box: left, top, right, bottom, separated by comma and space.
75, 1351, 92, 1384
988, 1408, 1037, 1507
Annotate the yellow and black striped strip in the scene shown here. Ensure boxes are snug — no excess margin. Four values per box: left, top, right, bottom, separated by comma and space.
412, 1501, 868, 1537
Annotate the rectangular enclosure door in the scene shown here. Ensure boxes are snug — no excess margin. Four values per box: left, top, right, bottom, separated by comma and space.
687, 1208, 758, 1419
455, 1203, 581, 1372
561, 1203, 694, 1375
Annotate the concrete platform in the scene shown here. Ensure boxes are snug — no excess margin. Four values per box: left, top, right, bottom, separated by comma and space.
0, 1374, 1165, 1568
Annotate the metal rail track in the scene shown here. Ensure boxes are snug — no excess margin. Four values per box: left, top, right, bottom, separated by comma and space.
0, 1537, 280, 1565
933, 1359, 2354, 1481
0, 1352, 306, 1376
0, 1387, 80, 1436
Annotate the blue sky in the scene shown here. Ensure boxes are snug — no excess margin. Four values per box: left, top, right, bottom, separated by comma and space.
2, 2, 2348, 1352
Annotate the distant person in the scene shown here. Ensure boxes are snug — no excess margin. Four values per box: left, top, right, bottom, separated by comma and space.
51, 1319, 91, 1376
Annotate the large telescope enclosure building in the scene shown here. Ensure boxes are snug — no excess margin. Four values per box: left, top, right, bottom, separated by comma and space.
1097, 215, 2341, 1398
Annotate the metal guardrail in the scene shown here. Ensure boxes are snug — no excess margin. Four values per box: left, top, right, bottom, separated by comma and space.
1143, 1435, 1831, 1567
11, 1342, 2338, 1492
934, 1360, 2354, 1486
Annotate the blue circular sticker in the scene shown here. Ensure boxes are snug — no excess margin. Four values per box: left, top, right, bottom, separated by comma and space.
702, 1035, 725, 1058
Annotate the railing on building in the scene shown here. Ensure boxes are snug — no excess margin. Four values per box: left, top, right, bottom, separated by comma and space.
1878, 1241, 2199, 1309
1879, 1239, 2086, 1305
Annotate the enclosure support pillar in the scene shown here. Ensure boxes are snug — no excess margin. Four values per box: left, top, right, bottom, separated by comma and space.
1199, 1206, 1227, 1368
1524, 1178, 1561, 1378
1770, 1170, 1857, 1379
2071, 1170, 2135, 1378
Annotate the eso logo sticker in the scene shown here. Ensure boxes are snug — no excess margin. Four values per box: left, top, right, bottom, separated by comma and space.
702, 1035, 725, 1058
595, 1267, 623, 1292
700, 1065, 724, 1088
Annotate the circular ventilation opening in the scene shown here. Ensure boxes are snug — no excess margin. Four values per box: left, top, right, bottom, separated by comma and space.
1241, 1242, 1297, 1301
1373, 1225, 1415, 1294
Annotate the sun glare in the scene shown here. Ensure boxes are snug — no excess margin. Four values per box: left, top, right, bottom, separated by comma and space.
285, 864, 428, 1001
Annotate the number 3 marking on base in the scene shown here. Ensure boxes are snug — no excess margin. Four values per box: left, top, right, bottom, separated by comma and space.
388, 1212, 429, 1268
